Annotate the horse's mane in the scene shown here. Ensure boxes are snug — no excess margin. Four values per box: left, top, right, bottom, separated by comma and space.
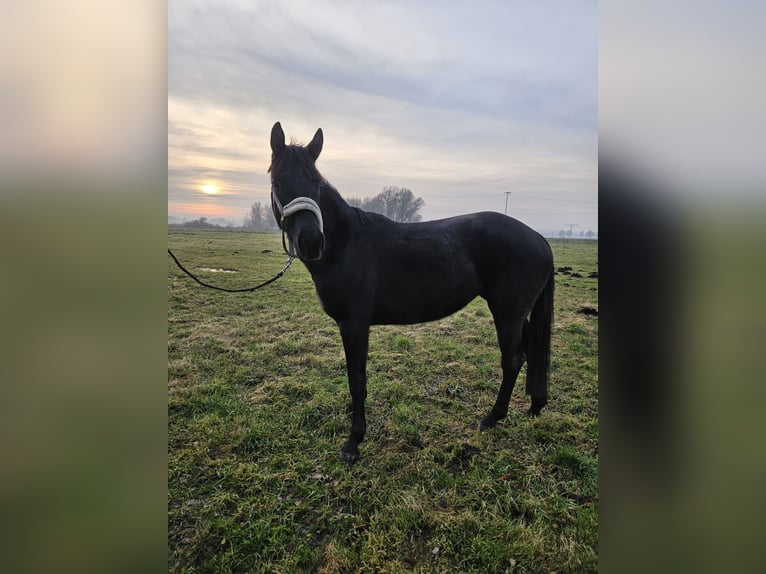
321, 181, 371, 225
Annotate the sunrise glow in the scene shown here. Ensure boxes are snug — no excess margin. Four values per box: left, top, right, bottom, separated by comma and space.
200, 183, 219, 195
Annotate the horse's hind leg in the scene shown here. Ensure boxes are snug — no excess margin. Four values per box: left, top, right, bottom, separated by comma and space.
480, 313, 526, 431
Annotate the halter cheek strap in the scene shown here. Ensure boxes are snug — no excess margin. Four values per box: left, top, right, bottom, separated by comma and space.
271, 186, 324, 257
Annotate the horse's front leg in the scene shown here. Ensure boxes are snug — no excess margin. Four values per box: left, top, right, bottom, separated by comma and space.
338, 319, 369, 464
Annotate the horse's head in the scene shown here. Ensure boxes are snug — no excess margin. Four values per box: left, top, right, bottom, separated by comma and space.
269, 122, 325, 261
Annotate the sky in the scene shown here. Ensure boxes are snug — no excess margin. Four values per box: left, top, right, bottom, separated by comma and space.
168, 0, 597, 234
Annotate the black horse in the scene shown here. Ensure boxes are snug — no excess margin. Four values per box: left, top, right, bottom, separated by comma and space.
268, 122, 554, 463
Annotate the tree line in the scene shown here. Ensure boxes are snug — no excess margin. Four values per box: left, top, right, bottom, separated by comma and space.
241, 186, 425, 230
170, 187, 426, 231
558, 229, 597, 239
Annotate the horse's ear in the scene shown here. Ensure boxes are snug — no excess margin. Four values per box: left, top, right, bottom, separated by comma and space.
271, 122, 285, 155
307, 128, 323, 161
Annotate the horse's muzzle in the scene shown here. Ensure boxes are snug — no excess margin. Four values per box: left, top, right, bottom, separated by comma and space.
296, 225, 325, 261
276, 195, 324, 260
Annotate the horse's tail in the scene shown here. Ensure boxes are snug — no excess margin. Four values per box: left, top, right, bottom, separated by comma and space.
525, 268, 554, 414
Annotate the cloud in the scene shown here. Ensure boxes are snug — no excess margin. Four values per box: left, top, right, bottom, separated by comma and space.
169, 0, 597, 230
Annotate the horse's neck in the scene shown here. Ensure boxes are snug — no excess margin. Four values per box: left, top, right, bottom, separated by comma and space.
316, 183, 355, 261
320, 183, 353, 231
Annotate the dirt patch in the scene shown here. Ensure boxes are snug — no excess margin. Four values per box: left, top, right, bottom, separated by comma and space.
577, 306, 598, 317
447, 443, 480, 471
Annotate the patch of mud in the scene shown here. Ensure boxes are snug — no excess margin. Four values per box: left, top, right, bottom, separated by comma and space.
447, 443, 481, 471
577, 306, 598, 317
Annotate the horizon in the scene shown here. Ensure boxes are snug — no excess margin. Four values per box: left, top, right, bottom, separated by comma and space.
167, 213, 598, 239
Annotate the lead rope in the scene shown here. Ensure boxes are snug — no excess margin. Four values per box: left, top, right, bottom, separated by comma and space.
167, 248, 294, 293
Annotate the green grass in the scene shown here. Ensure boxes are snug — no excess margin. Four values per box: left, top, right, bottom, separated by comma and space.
168, 231, 598, 573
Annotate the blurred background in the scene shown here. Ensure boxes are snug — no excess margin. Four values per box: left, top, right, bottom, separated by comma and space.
0, 2, 167, 573
600, 2, 766, 572
1, 1, 764, 572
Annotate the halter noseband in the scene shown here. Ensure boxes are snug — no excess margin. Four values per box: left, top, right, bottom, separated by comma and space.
271, 182, 324, 257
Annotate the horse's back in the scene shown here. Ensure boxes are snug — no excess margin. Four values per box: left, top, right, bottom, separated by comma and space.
464, 211, 551, 259
346, 211, 551, 324
432, 211, 552, 274
360, 210, 552, 284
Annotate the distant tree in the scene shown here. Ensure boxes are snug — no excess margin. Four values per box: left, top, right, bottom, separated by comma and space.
243, 202, 264, 230
362, 194, 385, 215
265, 203, 278, 228
579, 230, 585, 238
243, 201, 277, 231
559, 229, 566, 238
382, 187, 424, 223
566, 228, 573, 238
344, 187, 425, 222
586, 229, 594, 239
363, 186, 424, 223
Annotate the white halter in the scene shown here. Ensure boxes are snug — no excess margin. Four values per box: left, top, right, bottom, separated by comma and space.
271, 186, 324, 257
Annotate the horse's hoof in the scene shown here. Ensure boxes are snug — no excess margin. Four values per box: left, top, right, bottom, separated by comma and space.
527, 397, 547, 416
479, 414, 500, 431
340, 449, 360, 465
340, 439, 360, 464
526, 404, 544, 416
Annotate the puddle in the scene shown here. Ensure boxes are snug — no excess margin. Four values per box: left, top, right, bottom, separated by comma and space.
197, 267, 238, 273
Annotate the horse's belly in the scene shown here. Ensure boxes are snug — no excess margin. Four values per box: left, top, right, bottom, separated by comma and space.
371, 281, 477, 325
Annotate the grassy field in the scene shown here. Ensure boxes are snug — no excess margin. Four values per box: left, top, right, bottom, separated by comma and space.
168, 230, 598, 573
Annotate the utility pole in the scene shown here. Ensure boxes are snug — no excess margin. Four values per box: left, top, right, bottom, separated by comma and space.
504, 192, 512, 215
565, 223, 578, 237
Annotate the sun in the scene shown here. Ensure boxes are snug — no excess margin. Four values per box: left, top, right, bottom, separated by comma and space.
201, 184, 219, 195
